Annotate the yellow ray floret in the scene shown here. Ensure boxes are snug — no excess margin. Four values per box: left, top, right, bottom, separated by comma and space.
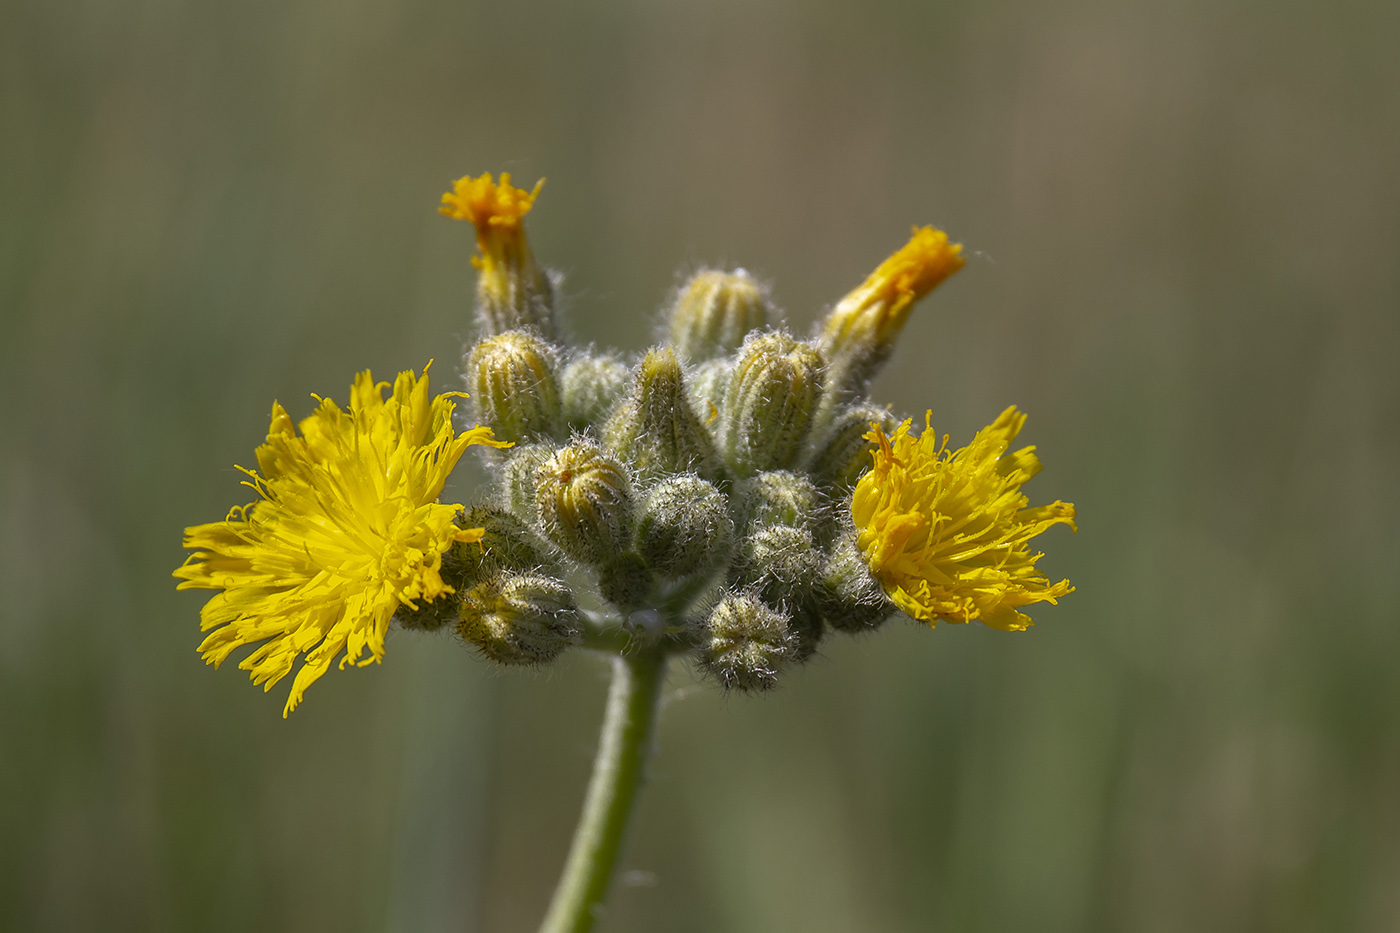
820, 227, 965, 355
439, 171, 544, 272
173, 364, 510, 716
851, 406, 1075, 631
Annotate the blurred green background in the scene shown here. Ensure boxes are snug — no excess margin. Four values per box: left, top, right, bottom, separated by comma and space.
3, 0, 1398, 929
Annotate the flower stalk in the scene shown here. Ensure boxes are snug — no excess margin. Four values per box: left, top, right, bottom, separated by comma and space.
539, 648, 668, 933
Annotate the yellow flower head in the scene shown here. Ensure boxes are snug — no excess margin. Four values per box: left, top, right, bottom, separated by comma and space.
439, 172, 554, 338
439, 172, 544, 271
174, 365, 510, 716
851, 406, 1075, 632
820, 226, 964, 355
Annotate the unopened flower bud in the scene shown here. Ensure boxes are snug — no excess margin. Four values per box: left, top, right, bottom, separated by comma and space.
453, 505, 561, 584
734, 523, 823, 610
669, 269, 772, 362
807, 403, 898, 493
721, 332, 823, 477
440, 173, 557, 339
698, 591, 796, 692
604, 347, 719, 482
466, 330, 564, 444
734, 470, 820, 532
597, 552, 655, 611
457, 573, 581, 665
819, 534, 896, 633
686, 358, 732, 425
561, 351, 630, 432
636, 474, 732, 579
502, 443, 557, 522
535, 441, 634, 564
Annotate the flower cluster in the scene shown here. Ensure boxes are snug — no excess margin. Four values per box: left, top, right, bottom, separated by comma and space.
177, 172, 1075, 713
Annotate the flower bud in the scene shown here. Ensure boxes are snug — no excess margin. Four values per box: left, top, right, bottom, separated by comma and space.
466, 330, 564, 443
603, 347, 719, 482
669, 269, 772, 362
819, 534, 896, 633
721, 332, 823, 477
686, 358, 732, 424
561, 350, 630, 432
733, 522, 823, 610
439, 173, 557, 339
635, 474, 733, 579
501, 443, 557, 522
733, 470, 820, 532
457, 573, 581, 665
535, 441, 634, 564
697, 591, 796, 692
597, 552, 655, 611
807, 403, 898, 493
453, 505, 561, 584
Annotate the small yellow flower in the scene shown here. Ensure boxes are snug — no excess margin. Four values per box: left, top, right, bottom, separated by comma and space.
851, 406, 1075, 632
174, 365, 509, 716
439, 171, 544, 273
819, 226, 965, 360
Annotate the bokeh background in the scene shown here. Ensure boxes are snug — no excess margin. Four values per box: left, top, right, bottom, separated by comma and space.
4, 0, 1399, 929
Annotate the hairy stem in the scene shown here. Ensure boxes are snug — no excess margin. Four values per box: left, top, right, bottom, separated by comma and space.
538, 647, 668, 933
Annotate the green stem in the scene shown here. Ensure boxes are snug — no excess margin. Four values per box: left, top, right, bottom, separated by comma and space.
538, 647, 668, 933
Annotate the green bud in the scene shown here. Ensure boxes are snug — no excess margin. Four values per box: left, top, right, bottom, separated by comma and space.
603, 347, 719, 482
465, 330, 564, 443
721, 332, 823, 477
669, 269, 772, 362
501, 443, 557, 523
453, 505, 561, 584
561, 350, 630, 432
697, 591, 796, 692
819, 534, 897, 633
733, 522, 823, 610
597, 552, 655, 611
635, 474, 733, 579
535, 441, 634, 564
734, 470, 820, 532
457, 573, 581, 665
786, 602, 826, 662
807, 402, 897, 493
686, 358, 732, 426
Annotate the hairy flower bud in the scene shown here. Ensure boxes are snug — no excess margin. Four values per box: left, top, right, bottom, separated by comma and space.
561, 350, 630, 432
721, 332, 823, 477
501, 443, 557, 523
685, 358, 731, 426
734, 523, 823, 611
457, 573, 581, 665
466, 330, 564, 443
603, 347, 719, 482
734, 470, 820, 532
697, 591, 796, 692
535, 441, 634, 564
806, 402, 898, 493
597, 552, 655, 611
669, 269, 772, 362
635, 474, 733, 579
819, 534, 897, 633
454, 505, 561, 582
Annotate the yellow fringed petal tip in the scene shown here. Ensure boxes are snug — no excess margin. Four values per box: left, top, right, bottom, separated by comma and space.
821, 226, 965, 351
439, 171, 544, 234
173, 364, 510, 717
850, 406, 1075, 632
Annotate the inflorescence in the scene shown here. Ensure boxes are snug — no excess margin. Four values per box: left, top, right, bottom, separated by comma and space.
175, 172, 1076, 714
